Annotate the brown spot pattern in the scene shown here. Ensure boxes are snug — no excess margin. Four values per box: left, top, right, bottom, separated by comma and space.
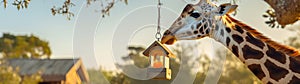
265, 59, 289, 81
289, 57, 300, 73
242, 45, 264, 59
288, 76, 300, 84
248, 64, 265, 80
266, 45, 286, 64
235, 25, 244, 34
232, 34, 244, 44
183, 4, 193, 14
220, 29, 224, 36
225, 27, 231, 33
197, 22, 202, 29
245, 32, 265, 49
215, 25, 219, 31
194, 31, 198, 34
232, 45, 239, 57
226, 37, 230, 46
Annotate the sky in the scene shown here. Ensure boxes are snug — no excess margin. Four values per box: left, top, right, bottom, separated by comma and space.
0, 0, 299, 70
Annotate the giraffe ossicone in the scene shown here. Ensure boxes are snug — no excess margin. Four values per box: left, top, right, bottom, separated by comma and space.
161, 0, 300, 83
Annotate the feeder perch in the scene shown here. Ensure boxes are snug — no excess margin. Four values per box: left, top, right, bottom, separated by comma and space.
143, 41, 175, 80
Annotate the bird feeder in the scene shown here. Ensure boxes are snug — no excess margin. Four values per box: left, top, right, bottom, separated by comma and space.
143, 41, 175, 80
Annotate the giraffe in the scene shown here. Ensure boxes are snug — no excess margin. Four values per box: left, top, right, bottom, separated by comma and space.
160, 0, 300, 83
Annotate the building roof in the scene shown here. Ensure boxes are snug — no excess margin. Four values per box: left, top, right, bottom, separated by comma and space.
8, 59, 78, 75
7, 58, 80, 81
143, 41, 175, 58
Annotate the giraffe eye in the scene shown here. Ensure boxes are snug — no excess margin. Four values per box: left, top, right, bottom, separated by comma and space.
190, 12, 200, 18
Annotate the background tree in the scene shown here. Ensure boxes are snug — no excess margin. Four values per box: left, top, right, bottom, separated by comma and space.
87, 68, 114, 84
263, 0, 300, 27
21, 72, 42, 84
0, 33, 51, 59
87, 42, 262, 83
217, 50, 261, 84
285, 27, 300, 49
0, 33, 47, 83
0, 63, 21, 84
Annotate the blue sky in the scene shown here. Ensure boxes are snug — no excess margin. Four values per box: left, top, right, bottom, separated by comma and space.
0, 0, 298, 69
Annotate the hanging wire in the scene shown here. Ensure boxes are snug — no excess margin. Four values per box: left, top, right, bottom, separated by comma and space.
155, 0, 162, 41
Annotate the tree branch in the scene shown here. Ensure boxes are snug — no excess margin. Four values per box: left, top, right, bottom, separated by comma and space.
264, 0, 300, 26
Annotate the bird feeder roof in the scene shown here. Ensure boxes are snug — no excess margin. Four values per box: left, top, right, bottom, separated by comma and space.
143, 41, 175, 58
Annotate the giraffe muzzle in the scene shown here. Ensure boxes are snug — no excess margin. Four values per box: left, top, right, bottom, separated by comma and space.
161, 34, 177, 45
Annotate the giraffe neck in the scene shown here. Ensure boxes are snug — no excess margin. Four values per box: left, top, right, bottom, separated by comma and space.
210, 15, 300, 84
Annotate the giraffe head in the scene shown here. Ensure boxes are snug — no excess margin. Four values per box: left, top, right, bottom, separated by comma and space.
161, 0, 237, 44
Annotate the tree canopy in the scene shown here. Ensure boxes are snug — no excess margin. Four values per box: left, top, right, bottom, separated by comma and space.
88, 43, 262, 84
0, 33, 51, 59
0, 33, 49, 83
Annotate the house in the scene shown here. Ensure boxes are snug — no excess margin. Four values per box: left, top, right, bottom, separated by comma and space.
7, 58, 89, 84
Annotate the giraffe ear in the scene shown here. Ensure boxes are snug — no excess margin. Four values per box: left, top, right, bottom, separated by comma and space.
217, 3, 238, 16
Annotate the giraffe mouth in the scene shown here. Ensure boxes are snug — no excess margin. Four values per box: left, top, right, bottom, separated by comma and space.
161, 34, 177, 45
